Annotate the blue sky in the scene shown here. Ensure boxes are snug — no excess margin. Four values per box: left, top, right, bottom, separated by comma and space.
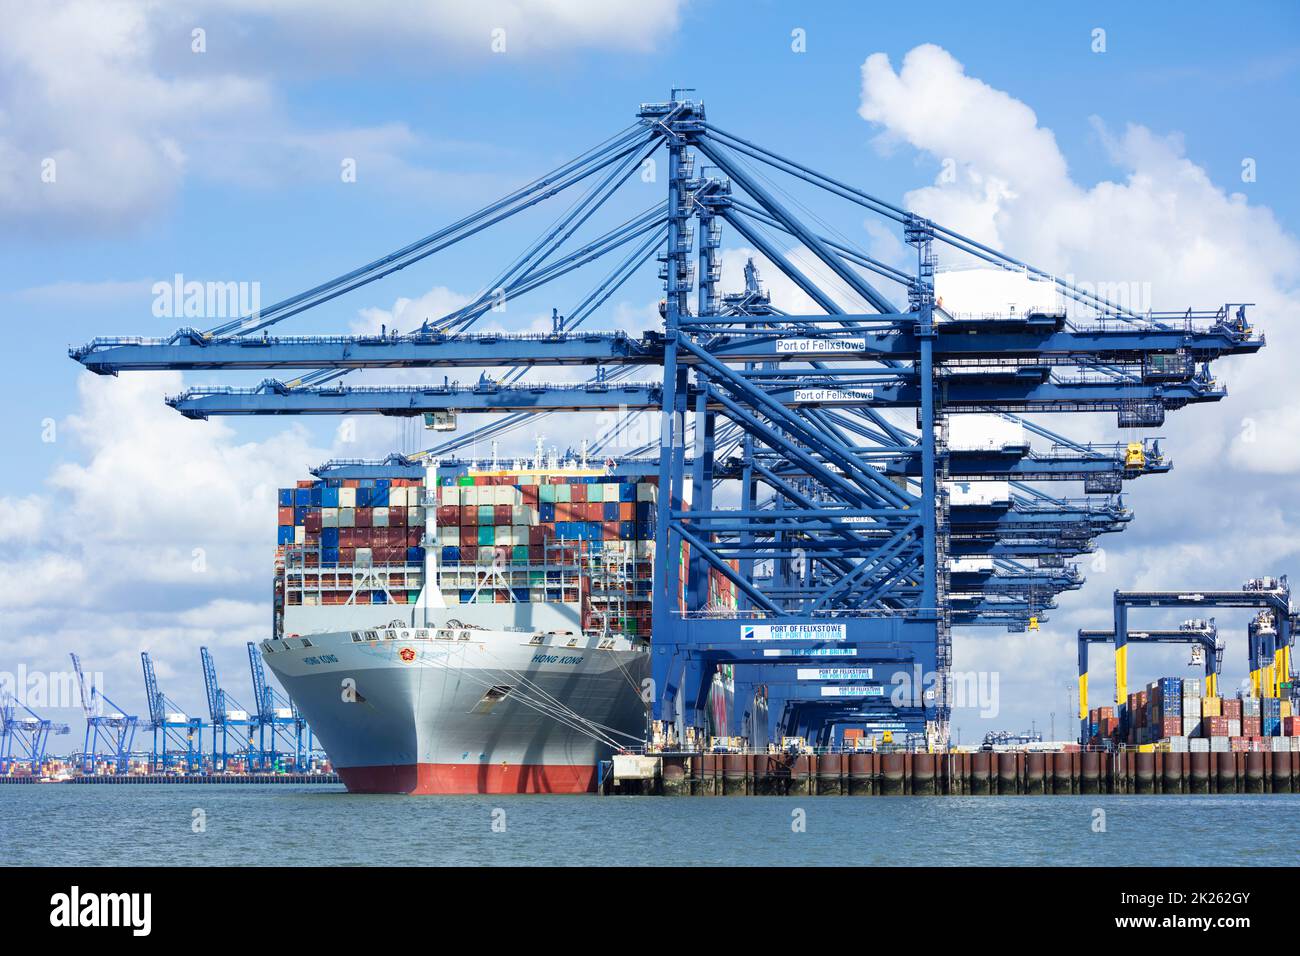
2, 0, 1299, 746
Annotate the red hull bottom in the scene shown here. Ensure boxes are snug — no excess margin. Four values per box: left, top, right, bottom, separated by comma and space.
338, 762, 597, 795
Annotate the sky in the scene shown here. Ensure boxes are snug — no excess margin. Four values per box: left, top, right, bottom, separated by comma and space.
1, 0, 1299, 751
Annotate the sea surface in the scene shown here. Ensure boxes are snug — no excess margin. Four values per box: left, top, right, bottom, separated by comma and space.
2, 785, 1297, 866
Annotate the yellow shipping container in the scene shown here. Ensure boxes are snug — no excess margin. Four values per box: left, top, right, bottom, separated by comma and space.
1201, 696, 1221, 717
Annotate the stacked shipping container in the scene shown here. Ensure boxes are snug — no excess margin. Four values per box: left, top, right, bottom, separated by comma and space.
1085, 674, 1299, 753
275, 469, 740, 637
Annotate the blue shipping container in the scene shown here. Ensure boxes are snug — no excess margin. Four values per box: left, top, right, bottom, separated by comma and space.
442, 546, 460, 563
372, 591, 387, 605
294, 506, 309, 524
322, 527, 340, 547
278, 489, 293, 507
619, 483, 635, 502
322, 486, 340, 508
540, 503, 556, 522
322, 547, 340, 564
277, 525, 295, 545
603, 502, 619, 521
407, 547, 424, 563
294, 488, 312, 506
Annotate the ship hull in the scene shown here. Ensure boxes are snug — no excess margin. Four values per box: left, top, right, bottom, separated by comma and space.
261, 623, 649, 795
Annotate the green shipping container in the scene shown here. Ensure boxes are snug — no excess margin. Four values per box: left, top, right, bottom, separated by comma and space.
540, 484, 556, 503
457, 476, 473, 486
555, 484, 572, 503
478, 505, 494, 524
407, 590, 422, 604
478, 525, 495, 546
513, 545, 529, 563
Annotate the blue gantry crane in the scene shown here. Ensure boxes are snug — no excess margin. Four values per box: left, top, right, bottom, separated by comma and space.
140, 651, 205, 772
247, 640, 312, 770
0, 691, 71, 776
199, 646, 258, 770
70, 652, 139, 774
71, 91, 1264, 749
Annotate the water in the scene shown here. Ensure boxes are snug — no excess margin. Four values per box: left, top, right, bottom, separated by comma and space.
2, 786, 1297, 866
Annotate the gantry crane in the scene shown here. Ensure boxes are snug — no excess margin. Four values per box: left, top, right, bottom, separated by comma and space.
69, 652, 138, 774
0, 691, 70, 776
140, 651, 205, 772
247, 641, 312, 770
70, 91, 1263, 750
200, 646, 258, 771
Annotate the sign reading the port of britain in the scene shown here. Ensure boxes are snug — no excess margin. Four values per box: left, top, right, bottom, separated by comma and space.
740, 623, 847, 641
796, 667, 874, 680
776, 338, 867, 354
793, 387, 874, 404
762, 647, 857, 657
819, 685, 886, 697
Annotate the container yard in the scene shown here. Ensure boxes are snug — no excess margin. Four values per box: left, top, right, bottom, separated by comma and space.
52, 90, 1292, 798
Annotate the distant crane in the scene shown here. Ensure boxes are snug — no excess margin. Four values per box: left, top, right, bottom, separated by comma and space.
0, 691, 71, 776
70, 652, 138, 774
141, 652, 205, 772
247, 641, 312, 771
200, 646, 257, 771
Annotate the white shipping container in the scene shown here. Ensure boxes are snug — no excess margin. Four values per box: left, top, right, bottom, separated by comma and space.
438, 527, 458, 547
1182, 716, 1200, 736
636, 482, 658, 503
225, 710, 248, 721
1228, 719, 1242, 737
946, 415, 1026, 452
1271, 737, 1288, 752
494, 486, 517, 506
948, 558, 995, 573
339, 487, 357, 508
372, 507, 389, 527
946, 480, 1010, 506
1210, 736, 1230, 753
1167, 735, 1188, 753
934, 267, 1063, 318
1185, 678, 1203, 697
1189, 738, 1210, 753
322, 508, 338, 528
338, 508, 355, 528
294, 525, 305, 545
355, 548, 372, 565
440, 485, 459, 506
165, 712, 188, 723
461, 487, 479, 506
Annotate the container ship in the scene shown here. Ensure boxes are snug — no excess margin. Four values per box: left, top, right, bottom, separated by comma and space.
259, 456, 736, 794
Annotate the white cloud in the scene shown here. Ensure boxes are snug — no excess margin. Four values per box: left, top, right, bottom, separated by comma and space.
858, 44, 1300, 740
0, 495, 45, 543
0, 0, 686, 230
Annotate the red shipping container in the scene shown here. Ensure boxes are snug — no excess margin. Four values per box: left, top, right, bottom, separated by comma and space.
460, 545, 478, 563
521, 485, 539, 507
528, 545, 544, 561
619, 502, 635, 521
460, 526, 477, 546
461, 505, 478, 527
305, 510, 323, 534
297, 479, 315, 489
1244, 716, 1262, 735
354, 592, 371, 605
1285, 716, 1300, 736
556, 503, 576, 522
1162, 716, 1181, 738
529, 526, 549, 545
570, 484, 587, 503
603, 521, 619, 541
494, 504, 511, 525
278, 507, 294, 525
356, 508, 372, 528
1203, 716, 1229, 737
339, 547, 355, 564
408, 529, 422, 547
586, 502, 603, 521
344, 479, 359, 488
437, 505, 458, 525
1222, 698, 1243, 719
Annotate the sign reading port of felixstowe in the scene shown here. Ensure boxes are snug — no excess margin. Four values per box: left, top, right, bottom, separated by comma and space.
796, 667, 874, 680
740, 623, 847, 642
776, 337, 867, 355
792, 386, 875, 404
